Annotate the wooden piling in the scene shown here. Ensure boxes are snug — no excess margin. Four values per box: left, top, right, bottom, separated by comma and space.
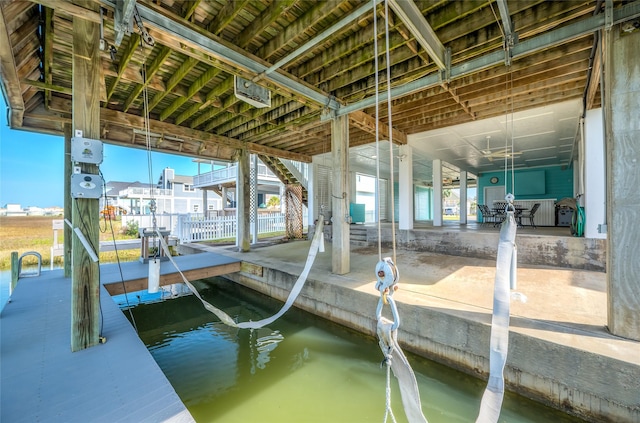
10, 251, 19, 295
70, 4, 101, 352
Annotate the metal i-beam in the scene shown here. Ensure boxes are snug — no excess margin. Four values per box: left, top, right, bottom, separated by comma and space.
387, 0, 446, 70
496, 0, 514, 38
113, 0, 136, 47
496, 0, 516, 65
336, 0, 640, 118
101, 0, 341, 111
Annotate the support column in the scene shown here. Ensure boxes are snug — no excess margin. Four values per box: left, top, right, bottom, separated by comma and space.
221, 187, 228, 208
331, 114, 349, 274
584, 109, 606, 239
202, 189, 208, 217
63, 124, 72, 277
250, 154, 258, 244
605, 25, 640, 340
236, 148, 250, 252
432, 159, 443, 226
459, 170, 468, 224
71, 7, 101, 351
398, 144, 413, 230
307, 160, 316, 236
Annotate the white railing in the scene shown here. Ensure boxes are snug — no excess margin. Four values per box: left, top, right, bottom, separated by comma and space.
177, 212, 307, 243
122, 214, 181, 234
193, 167, 238, 186
193, 161, 280, 188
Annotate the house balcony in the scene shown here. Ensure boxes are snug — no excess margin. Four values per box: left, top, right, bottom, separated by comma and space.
193, 163, 281, 190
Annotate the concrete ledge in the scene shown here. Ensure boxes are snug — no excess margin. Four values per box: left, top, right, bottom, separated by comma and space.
383, 228, 606, 271
223, 263, 638, 423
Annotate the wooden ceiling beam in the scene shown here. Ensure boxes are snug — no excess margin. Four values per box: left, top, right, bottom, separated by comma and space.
206, 0, 251, 35
349, 110, 407, 144
43, 6, 54, 109
100, 108, 312, 162
225, 101, 306, 139
214, 95, 293, 136
148, 56, 198, 111
237, 0, 297, 50
122, 46, 172, 112
106, 33, 140, 101
47, 94, 310, 162
30, 0, 101, 23
0, 1, 26, 127
256, 0, 347, 63
160, 66, 223, 121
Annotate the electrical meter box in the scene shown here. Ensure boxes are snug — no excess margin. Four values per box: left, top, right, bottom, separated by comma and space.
71, 173, 104, 199
71, 136, 103, 164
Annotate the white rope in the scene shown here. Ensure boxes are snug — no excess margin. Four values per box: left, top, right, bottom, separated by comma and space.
154, 217, 325, 329
383, 353, 398, 423
373, 0, 382, 262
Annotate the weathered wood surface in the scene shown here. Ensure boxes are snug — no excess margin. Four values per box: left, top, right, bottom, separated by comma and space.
70, 6, 101, 352
0, 0, 610, 160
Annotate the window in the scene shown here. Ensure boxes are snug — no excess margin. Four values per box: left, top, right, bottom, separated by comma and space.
183, 184, 195, 192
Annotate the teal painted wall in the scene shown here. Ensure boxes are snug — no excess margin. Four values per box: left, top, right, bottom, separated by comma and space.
478, 165, 574, 205
415, 185, 433, 220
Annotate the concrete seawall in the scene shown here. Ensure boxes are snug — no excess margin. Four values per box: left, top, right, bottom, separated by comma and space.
325, 225, 607, 271
179, 242, 638, 422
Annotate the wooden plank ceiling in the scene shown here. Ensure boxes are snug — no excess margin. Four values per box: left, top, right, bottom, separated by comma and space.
0, 0, 622, 166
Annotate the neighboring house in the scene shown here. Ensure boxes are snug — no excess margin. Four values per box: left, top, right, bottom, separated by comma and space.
444, 191, 460, 215
1, 203, 27, 216
24, 206, 45, 216
0, 204, 62, 216
103, 167, 221, 215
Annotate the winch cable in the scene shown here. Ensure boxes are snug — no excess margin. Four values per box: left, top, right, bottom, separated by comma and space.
476, 63, 525, 423
373, 1, 427, 422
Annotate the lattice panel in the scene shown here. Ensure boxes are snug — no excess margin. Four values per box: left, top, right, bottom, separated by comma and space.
250, 155, 257, 223
285, 184, 303, 239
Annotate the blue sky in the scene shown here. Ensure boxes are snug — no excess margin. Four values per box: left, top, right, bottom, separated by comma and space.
0, 93, 203, 208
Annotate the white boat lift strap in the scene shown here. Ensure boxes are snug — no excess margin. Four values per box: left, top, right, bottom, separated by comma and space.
154, 216, 325, 329
476, 210, 517, 423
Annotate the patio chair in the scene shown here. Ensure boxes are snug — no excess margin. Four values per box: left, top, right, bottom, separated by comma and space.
479, 205, 498, 226
491, 202, 509, 226
519, 203, 541, 228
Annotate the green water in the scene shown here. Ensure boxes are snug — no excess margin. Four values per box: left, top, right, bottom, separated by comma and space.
127, 278, 584, 423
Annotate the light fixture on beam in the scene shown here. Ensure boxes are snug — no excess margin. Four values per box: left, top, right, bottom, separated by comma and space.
234, 76, 271, 108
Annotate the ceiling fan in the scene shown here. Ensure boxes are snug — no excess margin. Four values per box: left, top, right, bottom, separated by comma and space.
481, 136, 522, 162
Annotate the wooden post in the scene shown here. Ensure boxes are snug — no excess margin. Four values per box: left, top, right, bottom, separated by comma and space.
605, 25, 640, 341
64, 124, 72, 277
331, 114, 350, 274
71, 5, 101, 351
10, 251, 19, 295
